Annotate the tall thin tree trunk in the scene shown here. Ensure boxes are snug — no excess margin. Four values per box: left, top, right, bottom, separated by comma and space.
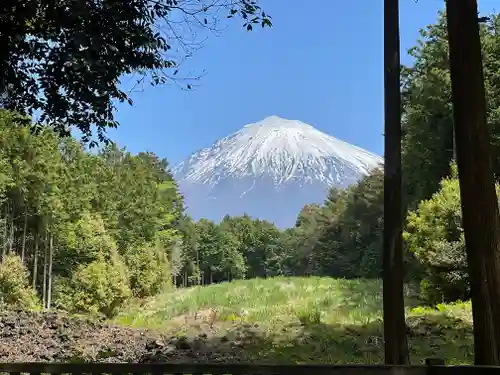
196, 249, 200, 285
452, 126, 457, 161
8, 205, 14, 254
382, 0, 409, 364
1, 205, 7, 262
21, 207, 27, 263
47, 234, 53, 310
42, 233, 47, 309
32, 233, 38, 289
446, 0, 500, 365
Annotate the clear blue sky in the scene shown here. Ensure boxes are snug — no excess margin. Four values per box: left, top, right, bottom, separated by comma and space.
106, 0, 498, 166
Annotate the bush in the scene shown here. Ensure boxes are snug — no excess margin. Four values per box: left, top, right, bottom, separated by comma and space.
405, 171, 500, 305
0, 253, 39, 309
55, 213, 118, 276
54, 254, 131, 317
124, 242, 171, 298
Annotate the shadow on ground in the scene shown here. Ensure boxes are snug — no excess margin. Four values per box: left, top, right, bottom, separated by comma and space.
0, 310, 473, 364
143, 312, 473, 365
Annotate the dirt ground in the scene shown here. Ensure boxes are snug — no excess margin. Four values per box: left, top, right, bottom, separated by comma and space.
0, 310, 251, 363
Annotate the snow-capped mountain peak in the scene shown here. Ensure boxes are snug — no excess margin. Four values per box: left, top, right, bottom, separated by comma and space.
174, 115, 382, 189
173, 116, 382, 227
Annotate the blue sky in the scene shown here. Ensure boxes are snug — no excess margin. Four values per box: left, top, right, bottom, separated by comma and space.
106, 0, 498, 166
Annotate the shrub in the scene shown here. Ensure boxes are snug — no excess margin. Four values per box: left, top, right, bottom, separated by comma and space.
405, 171, 500, 305
55, 212, 118, 276
54, 254, 131, 317
124, 242, 171, 298
0, 253, 39, 309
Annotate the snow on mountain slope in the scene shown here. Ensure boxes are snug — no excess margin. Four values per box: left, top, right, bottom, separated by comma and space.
173, 116, 383, 228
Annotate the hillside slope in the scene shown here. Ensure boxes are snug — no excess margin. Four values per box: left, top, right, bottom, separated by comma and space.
115, 277, 474, 364
174, 116, 382, 227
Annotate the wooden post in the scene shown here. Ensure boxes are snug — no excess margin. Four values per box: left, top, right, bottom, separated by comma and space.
383, 0, 409, 364
446, 0, 500, 365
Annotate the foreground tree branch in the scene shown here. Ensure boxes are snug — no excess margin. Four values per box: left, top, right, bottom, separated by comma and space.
0, 0, 272, 146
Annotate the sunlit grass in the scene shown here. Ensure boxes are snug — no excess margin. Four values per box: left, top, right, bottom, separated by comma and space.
113, 276, 474, 365
115, 277, 386, 327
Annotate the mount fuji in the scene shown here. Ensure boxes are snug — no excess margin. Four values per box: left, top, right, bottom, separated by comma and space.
173, 116, 383, 228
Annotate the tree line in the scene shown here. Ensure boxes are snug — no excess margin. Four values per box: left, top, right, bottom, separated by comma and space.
177, 12, 500, 307
0, 110, 470, 318
0, 110, 185, 315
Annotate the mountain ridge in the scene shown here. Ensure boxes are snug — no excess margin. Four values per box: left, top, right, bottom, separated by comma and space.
173, 116, 382, 228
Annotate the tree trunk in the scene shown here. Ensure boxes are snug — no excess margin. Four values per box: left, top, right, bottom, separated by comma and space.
1, 205, 7, 262
47, 234, 53, 310
32, 233, 38, 289
21, 207, 27, 263
42, 233, 47, 309
446, 0, 500, 365
8, 206, 14, 254
452, 125, 457, 161
382, 0, 409, 364
196, 249, 200, 285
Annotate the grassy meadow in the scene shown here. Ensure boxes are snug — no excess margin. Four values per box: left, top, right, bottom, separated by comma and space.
114, 277, 474, 364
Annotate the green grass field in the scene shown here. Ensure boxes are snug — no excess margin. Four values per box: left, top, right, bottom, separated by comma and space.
114, 276, 474, 364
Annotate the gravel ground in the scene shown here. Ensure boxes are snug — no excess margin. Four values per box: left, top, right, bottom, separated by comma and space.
0, 310, 249, 363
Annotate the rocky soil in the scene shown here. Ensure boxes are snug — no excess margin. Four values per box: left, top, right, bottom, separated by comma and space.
0, 310, 254, 363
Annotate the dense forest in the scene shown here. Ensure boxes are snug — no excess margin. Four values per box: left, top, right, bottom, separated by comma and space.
1, 12, 500, 319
